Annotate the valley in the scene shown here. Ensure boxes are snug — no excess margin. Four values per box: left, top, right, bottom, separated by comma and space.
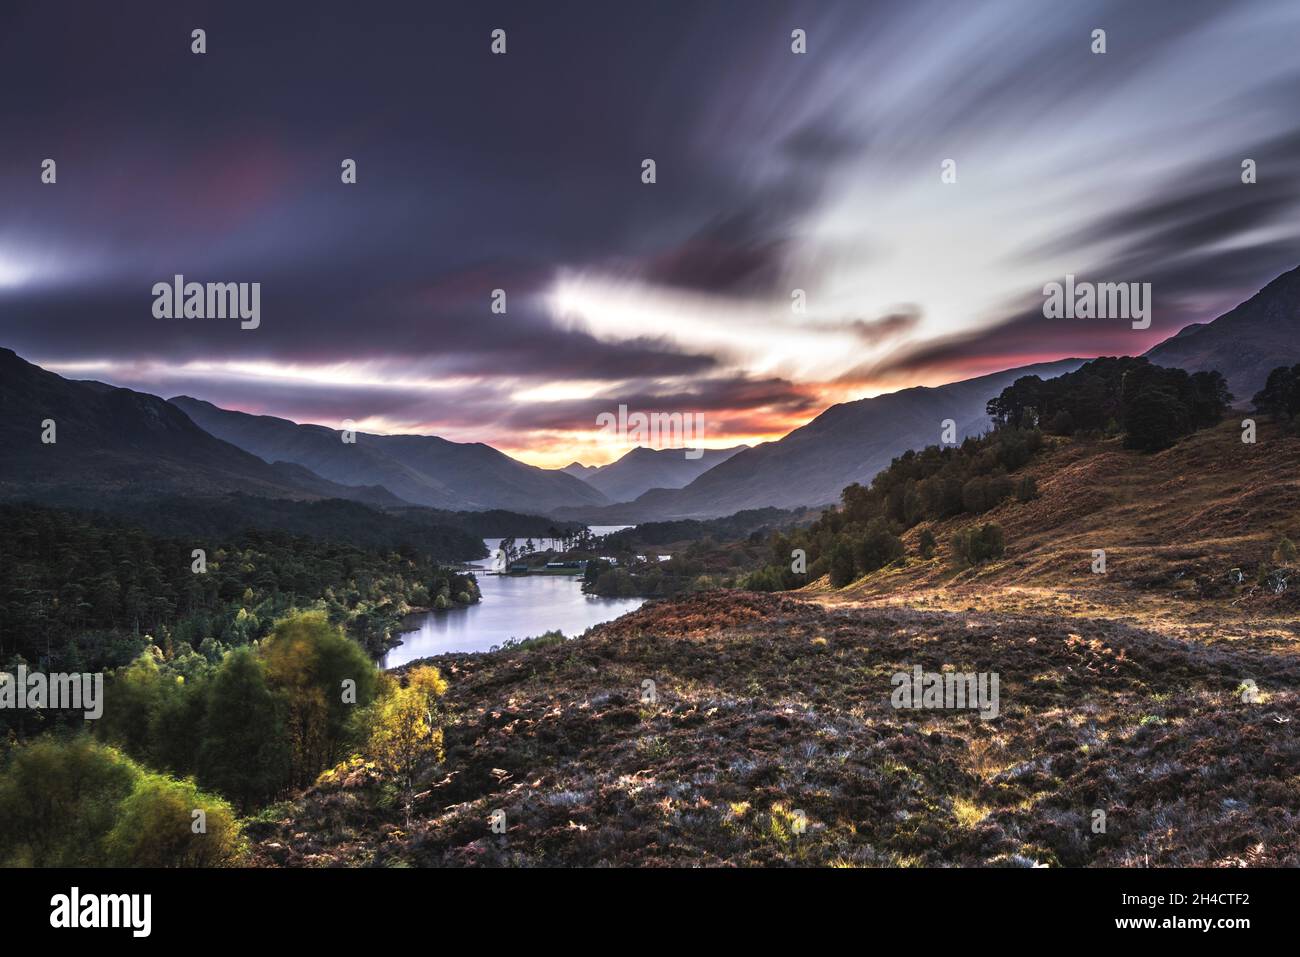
247, 420, 1300, 867
3, 268, 1300, 870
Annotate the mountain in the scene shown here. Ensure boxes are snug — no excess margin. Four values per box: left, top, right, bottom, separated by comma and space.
0, 348, 399, 508
560, 462, 600, 480
553, 359, 1085, 521
170, 396, 609, 513
1144, 263, 1300, 403
577, 445, 748, 503
554, 265, 1300, 522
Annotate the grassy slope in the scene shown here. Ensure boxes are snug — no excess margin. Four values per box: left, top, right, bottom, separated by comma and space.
826, 419, 1300, 649
250, 421, 1300, 867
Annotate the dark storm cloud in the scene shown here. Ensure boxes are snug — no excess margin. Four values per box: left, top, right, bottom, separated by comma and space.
0, 0, 828, 379
619, 226, 789, 296
3, 0, 1300, 453
850, 301, 1127, 385
1036, 130, 1300, 272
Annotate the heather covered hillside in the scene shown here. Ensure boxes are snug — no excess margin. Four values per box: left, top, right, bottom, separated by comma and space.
247, 422, 1300, 867
248, 587, 1299, 867
832, 418, 1300, 613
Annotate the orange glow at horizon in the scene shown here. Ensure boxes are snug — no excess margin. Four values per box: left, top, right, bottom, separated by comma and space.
37, 354, 1093, 471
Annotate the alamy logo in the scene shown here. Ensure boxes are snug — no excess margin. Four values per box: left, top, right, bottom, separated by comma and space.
50, 887, 151, 937
0, 665, 102, 719
1042, 274, 1151, 330
596, 405, 705, 459
890, 665, 1000, 720
152, 274, 260, 329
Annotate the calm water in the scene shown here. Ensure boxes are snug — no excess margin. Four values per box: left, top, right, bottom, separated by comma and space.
382, 526, 642, 667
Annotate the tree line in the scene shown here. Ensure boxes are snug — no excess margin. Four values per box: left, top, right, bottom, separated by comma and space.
0, 504, 479, 720
986, 356, 1231, 451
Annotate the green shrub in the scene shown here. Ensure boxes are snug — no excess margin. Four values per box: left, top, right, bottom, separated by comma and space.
260, 611, 379, 788
104, 771, 244, 867
0, 735, 243, 867
856, 518, 905, 573
739, 566, 786, 592
1015, 474, 1038, 502
951, 523, 1005, 566
829, 542, 857, 587
94, 653, 167, 762
1252, 364, 1300, 423
0, 735, 137, 866
197, 647, 290, 812
1124, 385, 1189, 452
498, 630, 567, 653
149, 672, 209, 777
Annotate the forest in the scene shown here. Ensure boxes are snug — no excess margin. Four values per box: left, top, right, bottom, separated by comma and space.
0, 498, 485, 866
0, 503, 479, 694
60, 493, 518, 561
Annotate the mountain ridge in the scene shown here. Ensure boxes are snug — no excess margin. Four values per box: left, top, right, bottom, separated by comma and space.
0, 348, 399, 509
1143, 262, 1300, 403
553, 359, 1087, 522
573, 444, 749, 503
169, 395, 609, 513
8, 262, 1298, 524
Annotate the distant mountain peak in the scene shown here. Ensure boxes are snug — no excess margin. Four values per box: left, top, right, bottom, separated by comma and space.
1144, 262, 1300, 403
577, 443, 749, 503
560, 461, 601, 480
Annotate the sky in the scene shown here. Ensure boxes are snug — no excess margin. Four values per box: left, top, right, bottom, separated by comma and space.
2, 0, 1300, 467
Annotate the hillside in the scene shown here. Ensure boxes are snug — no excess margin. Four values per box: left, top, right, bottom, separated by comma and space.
555, 359, 1084, 522
1144, 263, 1300, 404
0, 349, 397, 508
249, 420, 1300, 867
171, 396, 609, 513
831, 418, 1300, 618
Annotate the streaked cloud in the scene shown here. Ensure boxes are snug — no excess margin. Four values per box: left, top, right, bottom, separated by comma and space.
2, 0, 1299, 466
